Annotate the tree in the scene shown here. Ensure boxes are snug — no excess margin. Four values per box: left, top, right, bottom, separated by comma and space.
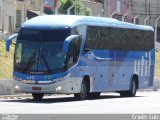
44, 5, 54, 15
58, 0, 92, 16
58, 0, 74, 14
84, 7, 92, 16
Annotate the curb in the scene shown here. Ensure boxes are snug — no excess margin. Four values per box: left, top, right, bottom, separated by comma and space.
0, 93, 32, 98
0, 80, 15, 95
153, 77, 160, 90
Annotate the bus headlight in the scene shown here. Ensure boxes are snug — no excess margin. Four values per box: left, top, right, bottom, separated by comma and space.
15, 85, 20, 91
56, 86, 62, 91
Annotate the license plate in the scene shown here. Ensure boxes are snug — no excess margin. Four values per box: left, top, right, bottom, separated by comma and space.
32, 87, 41, 90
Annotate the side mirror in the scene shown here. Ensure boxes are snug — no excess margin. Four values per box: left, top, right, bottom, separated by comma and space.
63, 35, 79, 53
6, 34, 18, 52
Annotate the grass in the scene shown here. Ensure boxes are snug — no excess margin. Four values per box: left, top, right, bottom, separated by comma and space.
0, 41, 160, 79
0, 40, 15, 79
155, 52, 160, 77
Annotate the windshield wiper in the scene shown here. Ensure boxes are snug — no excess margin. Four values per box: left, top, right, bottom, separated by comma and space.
41, 52, 52, 74
23, 52, 36, 73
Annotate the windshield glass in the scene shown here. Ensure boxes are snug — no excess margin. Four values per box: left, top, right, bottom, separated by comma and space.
14, 28, 70, 74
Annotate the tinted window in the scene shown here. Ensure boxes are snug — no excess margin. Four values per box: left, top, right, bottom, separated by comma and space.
19, 28, 71, 42
99, 27, 110, 49
85, 26, 99, 49
15, 28, 71, 74
85, 26, 154, 51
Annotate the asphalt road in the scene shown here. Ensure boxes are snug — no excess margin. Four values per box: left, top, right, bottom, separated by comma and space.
0, 91, 160, 114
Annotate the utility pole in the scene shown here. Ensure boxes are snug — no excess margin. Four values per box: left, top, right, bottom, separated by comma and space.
154, 17, 160, 43
74, 0, 77, 15
145, 0, 147, 13
157, 0, 158, 17
2, 0, 5, 39
144, 16, 150, 25
122, 12, 128, 22
133, 15, 140, 24
101, 0, 105, 17
67, 4, 74, 15
110, 11, 116, 18
148, 1, 150, 25
2, 0, 4, 33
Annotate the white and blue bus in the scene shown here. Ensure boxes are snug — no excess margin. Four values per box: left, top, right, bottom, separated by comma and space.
6, 15, 155, 100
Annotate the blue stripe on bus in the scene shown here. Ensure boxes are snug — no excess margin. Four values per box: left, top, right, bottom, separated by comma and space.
78, 49, 155, 66
13, 71, 68, 81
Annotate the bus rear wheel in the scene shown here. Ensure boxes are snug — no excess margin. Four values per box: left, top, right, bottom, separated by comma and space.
120, 79, 137, 97
74, 80, 88, 100
32, 93, 44, 100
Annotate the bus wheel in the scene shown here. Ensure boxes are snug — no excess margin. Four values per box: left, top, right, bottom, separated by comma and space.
32, 93, 44, 100
128, 79, 137, 97
74, 80, 88, 100
120, 79, 137, 97
88, 92, 101, 99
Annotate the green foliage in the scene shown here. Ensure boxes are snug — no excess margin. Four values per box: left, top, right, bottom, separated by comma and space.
84, 7, 92, 16
58, 0, 92, 15
59, 0, 74, 14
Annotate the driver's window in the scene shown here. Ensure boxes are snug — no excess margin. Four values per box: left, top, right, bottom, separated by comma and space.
67, 38, 82, 68
68, 41, 74, 67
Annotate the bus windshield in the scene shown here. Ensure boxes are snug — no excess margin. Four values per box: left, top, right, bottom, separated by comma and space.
14, 28, 70, 74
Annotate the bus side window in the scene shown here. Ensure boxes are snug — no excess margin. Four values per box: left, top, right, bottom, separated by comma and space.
84, 26, 98, 52
99, 27, 110, 50
84, 34, 90, 52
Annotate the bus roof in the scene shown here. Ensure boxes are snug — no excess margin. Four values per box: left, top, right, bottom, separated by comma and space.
22, 15, 154, 31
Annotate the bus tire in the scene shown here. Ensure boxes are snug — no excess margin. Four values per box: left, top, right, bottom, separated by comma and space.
128, 79, 138, 97
120, 79, 138, 97
88, 92, 101, 99
74, 80, 88, 100
32, 93, 44, 100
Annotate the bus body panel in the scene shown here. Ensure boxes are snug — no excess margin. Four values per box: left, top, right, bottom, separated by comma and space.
77, 49, 155, 92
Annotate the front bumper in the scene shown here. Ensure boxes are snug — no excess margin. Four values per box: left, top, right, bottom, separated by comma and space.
14, 78, 81, 94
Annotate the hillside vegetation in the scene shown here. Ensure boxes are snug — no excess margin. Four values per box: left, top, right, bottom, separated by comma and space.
0, 40, 15, 79
155, 52, 160, 77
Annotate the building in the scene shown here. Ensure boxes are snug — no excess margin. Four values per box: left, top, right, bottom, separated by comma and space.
16, 0, 42, 30
81, 0, 133, 22
132, 0, 160, 42
81, 0, 103, 16
0, 0, 16, 33
132, 0, 160, 26
0, 0, 49, 33
0, 0, 42, 33
103, 0, 133, 22
1, 0, 160, 42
